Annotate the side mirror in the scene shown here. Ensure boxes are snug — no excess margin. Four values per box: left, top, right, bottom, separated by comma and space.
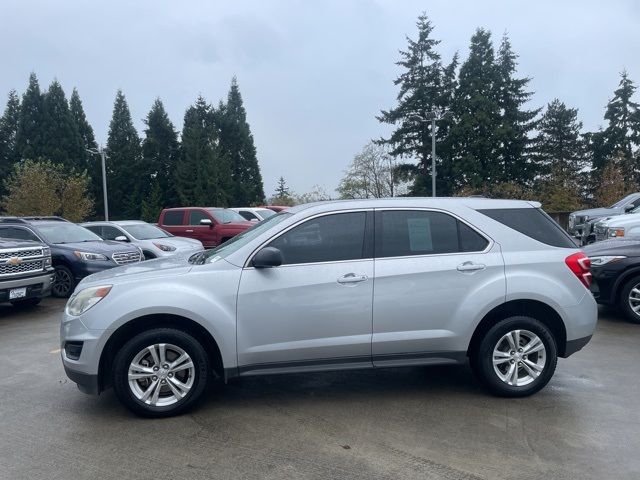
252, 247, 283, 268
200, 218, 213, 227
114, 235, 129, 242
625, 204, 635, 212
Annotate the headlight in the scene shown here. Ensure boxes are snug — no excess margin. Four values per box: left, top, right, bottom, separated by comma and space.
43, 247, 52, 267
608, 228, 625, 238
66, 285, 112, 316
153, 242, 176, 252
74, 251, 109, 261
589, 256, 627, 267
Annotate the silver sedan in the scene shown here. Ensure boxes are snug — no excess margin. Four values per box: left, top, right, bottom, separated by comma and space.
82, 221, 203, 260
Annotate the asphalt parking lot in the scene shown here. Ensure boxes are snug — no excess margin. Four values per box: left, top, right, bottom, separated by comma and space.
1, 298, 639, 480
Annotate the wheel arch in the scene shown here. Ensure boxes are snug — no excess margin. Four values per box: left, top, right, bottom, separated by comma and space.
467, 299, 568, 358
612, 267, 640, 305
98, 313, 225, 393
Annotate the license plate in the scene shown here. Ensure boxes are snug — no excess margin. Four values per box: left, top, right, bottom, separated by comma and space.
9, 287, 27, 300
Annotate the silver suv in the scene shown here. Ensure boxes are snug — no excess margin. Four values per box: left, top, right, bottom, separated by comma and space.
61, 198, 597, 417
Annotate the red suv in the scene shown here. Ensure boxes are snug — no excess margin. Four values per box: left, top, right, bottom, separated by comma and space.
158, 208, 253, 249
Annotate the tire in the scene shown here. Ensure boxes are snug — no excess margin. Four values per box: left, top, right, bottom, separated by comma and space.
52, 265, 75, 298
112, 328, 209, 417
619, 277, 640, 324
10, 297, 42, 308
472, 316, 557, 397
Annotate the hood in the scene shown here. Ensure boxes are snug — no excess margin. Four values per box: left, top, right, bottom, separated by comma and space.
572, 207, 622, 219
584, 238, 640, 257
77, 252, 195, 287
599, 212, 640, 228
52, 240, 139, 255
0, 238, 43, 249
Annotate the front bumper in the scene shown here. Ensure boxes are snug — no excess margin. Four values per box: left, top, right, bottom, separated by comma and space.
70, 261, 119, 282
0, 269, 55, 303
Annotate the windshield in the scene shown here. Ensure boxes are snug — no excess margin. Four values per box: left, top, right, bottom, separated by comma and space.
209, 209, 246, 224
610, 194, 637, 209
121, 223, 171, 240
36, 223, 102, 244
258, 209, 276, 219
191, 213, 292, 264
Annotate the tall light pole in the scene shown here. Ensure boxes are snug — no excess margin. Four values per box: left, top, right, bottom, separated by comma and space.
410, 111, 450, 197
87, 146, 109, 221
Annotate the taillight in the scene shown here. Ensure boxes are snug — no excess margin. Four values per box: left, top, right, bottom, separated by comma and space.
565, 252, 592, 289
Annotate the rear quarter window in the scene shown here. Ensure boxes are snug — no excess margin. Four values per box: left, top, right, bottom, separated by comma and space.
478, 208, 576, 248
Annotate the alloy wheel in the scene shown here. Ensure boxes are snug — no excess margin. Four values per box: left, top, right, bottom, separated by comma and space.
53, 269, 72, 297
627, 283, 640, 317
128, 343, 195, 407
492, 329, 546, 387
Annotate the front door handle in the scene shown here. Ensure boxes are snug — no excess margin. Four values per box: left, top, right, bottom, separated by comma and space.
337, 273, 368, 284
185, 229, 194, 233
457, 261, 486, 272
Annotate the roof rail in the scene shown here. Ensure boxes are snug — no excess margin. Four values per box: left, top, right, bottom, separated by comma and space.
0, 217, 29, 224
21, 216, 69, 222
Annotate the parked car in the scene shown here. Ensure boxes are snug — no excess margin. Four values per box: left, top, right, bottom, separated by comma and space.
0, 217, 142, 298
585, 238, 640, 322
592, 207, 640, 242
82, 220, 203, 260
61, 198, 596, 417
0, 237, 54, 307
230, 207, 277, 222
569, 193, 640, 244
158, 207, 253, 249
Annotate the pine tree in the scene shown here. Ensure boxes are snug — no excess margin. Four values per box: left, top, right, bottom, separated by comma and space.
531, 100, 586, 211
275, 176, 291, 198
0, 90, 21, 198
448, 28, 502, 190
142, 98, 179, 208
175, 96, 220, 206
106, 90, 142, 219
377, 13, 449, 196
40, 80, 84, 170
16, 73, 44, 161
602, 71, 640, 175
69, 88, 100, 207
495, 34, 540, 185
218, 77, 265, 205
140, 180, 164, 222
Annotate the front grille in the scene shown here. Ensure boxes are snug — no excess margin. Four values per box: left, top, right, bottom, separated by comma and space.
0, 248, 43, 260
0, 259, 44, 276
112, 251, 142, 265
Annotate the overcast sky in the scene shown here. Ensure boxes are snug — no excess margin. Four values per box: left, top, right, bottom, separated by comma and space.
2, 0, 639, 197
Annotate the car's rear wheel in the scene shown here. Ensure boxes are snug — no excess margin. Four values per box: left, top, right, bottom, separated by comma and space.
472, 316, 557, 397
52, 265, 75, 298
112, 328, 209, 417
10, 297, 42, 308
620, 277, 640, 324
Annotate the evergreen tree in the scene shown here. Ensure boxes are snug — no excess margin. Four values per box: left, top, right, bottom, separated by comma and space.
69, 88, 100, 206
218, 77, 265, 205
40, 80, 84, 170
106, 90, 142, 219
495, 34, 540, 185
448, 28, 502, 190
377, 13, 449, 196
142, 98, 179, 208
531, 100, 586, 210
175, 96, 220, 206
602, 71, 640, 175
0, 90, 21, 198
275, 176, 291, 198
16, 73, 44, 161
140, 180, 164, 222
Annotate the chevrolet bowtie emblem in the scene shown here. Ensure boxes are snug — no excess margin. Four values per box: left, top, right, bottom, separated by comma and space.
7, 257, 22, 266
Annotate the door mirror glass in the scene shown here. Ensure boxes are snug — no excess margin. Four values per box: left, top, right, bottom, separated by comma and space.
252, 247, 283, 268
200, 218, 213, 226
625, 204, 635, 212
114, 235, 129, 242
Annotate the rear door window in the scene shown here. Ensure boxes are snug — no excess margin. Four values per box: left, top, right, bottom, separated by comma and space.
478, 208, 576, 248
163, 210, 184, 226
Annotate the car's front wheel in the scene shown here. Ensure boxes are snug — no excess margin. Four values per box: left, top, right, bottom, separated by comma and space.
619, 277, 640, 324
112, 328, 209, 417
52, 265, 75, 298
472, 316, 557, 397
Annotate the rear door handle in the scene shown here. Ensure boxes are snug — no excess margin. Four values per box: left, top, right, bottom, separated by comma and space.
337, 273, 368, 284
457, 261, 486, 272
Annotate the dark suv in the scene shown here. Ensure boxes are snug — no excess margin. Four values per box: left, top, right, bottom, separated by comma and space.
0, 217, 142, 297
0, 237, 54, 307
